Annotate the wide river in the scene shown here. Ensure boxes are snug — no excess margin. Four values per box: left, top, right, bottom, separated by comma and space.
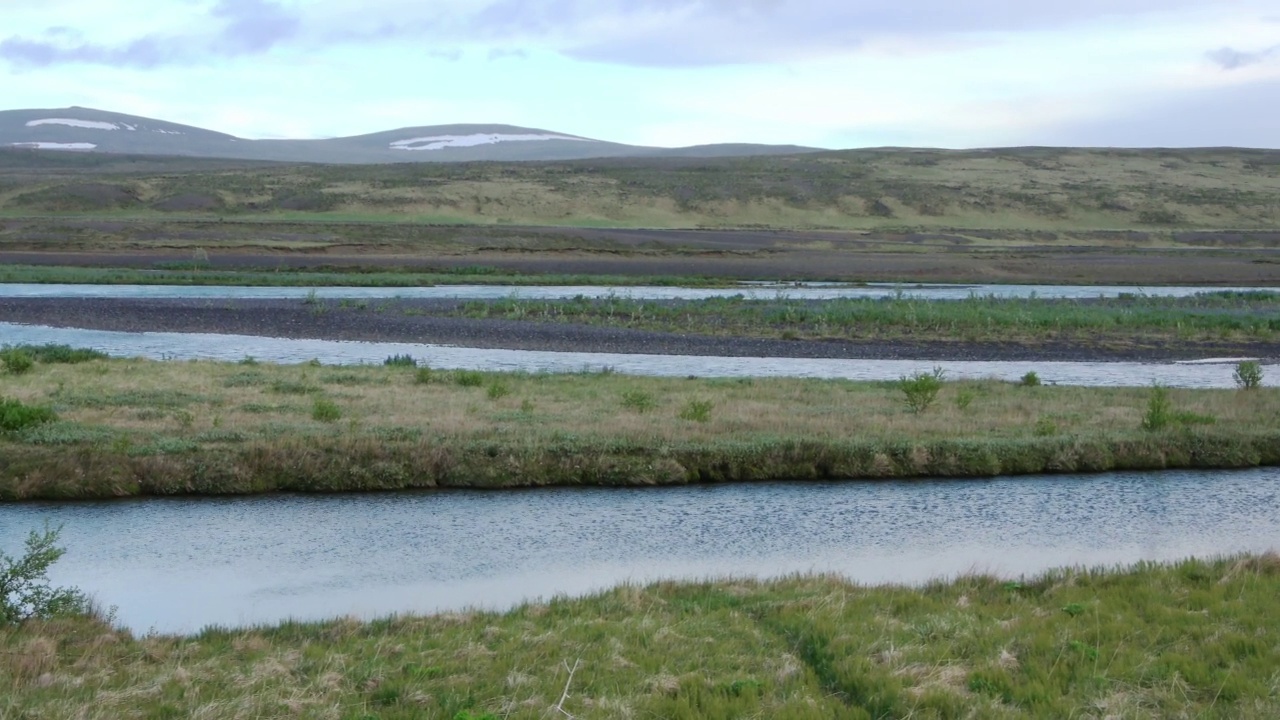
1, 322, 1269, 388
2, 282, 1275, 301
2, 468, 1277, 633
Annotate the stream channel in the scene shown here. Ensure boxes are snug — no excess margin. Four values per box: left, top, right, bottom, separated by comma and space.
2, 468, 1277, 633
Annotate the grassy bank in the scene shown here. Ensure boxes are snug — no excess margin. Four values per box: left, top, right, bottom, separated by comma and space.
1, 352, 1278, 500
0, 263, 733, 288
455, 291, 1280, 345
4, 555, 1280, 718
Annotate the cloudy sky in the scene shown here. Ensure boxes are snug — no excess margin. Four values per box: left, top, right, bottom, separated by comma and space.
3, 0, 1279, 148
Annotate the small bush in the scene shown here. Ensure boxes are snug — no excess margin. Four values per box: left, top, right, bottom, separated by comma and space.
238, 355, 259, 366
312, 397, 342, 423
898, 367, 946, 414
954, 389, 976, 411
1033, 417, 1058, 436
1020, 371, 1041, 387
384, 354, 417, 368
487, 381, 511, 400
2, 524, 89, 625
270, 379, 318, 395
679, 399, 714, 422
415, 367, 434, 384
1, 349, 34, 375
455, 371, 485, 388
0, 398, 58, 432
1234, 360, 1264, 390
621, 389, 657, 413
1142, 385, 1173, 431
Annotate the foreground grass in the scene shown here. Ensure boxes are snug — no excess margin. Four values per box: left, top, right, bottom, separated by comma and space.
3, 555, 1280, 718
2, 354, 1279, 499
452, 291, 1280, 346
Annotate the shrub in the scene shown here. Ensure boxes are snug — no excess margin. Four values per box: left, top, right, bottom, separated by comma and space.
1033, 417, 1058, 436
384, 354, 417, 368
1234, 360, 1264, 390
621, 389, 657, 413
487, 381, 511, 400
415, 367, 434, 384
455, 371, 485, 388
2, 524, 89, 625
0, 398, 58, 432
312, 397, 342, 423
1142, 385, 1173, 431
1, 349, 34, 375
679, 399, 714, 422
1020, 371, 1041, 387
898, 367, 946, 414
954, 389, 976, 411
10, 344, 107, 364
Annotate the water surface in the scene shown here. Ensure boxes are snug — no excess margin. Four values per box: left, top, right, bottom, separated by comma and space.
2, 468, 1276, 633
1, 322, 1267, 387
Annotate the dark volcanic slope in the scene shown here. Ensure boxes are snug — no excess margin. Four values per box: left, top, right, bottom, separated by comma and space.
5, 297, 1280, 363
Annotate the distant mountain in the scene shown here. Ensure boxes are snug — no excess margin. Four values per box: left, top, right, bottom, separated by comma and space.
0, 107, 820, 163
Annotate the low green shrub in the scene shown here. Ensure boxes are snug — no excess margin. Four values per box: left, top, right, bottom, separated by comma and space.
1020, 371, 1042, 387
0, 398, 58, 432
679, 399, 714, 422
8, 344, 107, 364
2, 524, 89, 625
384, 354, 417, 368
1234, 360, 1264, 390
415, 367, 435, 384
487, 381, 511, 400
621, 389, 657, 413
312, 398, 342, 423
1033, 417, 1058, 436
455, 371, 485, 388
954, 389, 976, 411
1, 349, 34, 375
1142, 385, 1173, 431
898, 367, 946, 414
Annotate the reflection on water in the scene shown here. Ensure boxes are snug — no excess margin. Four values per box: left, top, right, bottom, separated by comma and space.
0, 322, 1269, 388
2, 468, 1276, 633
2, 282, 1274, 301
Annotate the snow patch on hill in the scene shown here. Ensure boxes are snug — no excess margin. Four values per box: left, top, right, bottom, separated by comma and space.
10, 142, 98, 150
390, 133, 595, 151
26, 118, 123, 131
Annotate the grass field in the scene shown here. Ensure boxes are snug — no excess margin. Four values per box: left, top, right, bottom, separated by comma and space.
3, 554, 1279, 718
1, 350, 1277, 499
455, 291, 1280, 345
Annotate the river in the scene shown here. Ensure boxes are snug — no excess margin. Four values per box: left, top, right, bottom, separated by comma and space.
2, 468, 1276, 633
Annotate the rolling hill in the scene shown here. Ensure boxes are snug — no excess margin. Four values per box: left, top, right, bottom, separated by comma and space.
0, 107, 819, 164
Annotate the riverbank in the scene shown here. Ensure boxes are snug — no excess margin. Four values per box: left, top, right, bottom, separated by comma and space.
4, 554, 1278, 718
1, 355, 1278, 500
6, 296, 1280, 362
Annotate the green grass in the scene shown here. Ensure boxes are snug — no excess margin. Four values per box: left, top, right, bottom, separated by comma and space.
1, 357, 1279, 499
455, 292, 1280, 344
3, 554, 1279, 718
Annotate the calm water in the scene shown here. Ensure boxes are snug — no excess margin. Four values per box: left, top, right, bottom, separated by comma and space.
2, 282, 1273, 301
2, 469, 1277, 633
0, 322, 1268, 388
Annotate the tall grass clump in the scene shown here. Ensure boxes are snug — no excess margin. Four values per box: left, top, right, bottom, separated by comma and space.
2, 524, 89, 624
0, 398, 58, 432
311, 397, 342, 423
415, 366, 434, 384
898, 367, 945, 414
486, 381, 511, 400
1, 349, 34, 375
621, 389, 657, 413
1234, 360, 1264, 390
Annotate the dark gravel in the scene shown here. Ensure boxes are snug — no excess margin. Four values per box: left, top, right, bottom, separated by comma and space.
4, 297, 1280, 363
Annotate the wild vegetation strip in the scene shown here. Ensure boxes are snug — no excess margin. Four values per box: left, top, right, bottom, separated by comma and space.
1, 352, 1277, 499
454, 291, 1280, 345
3, 554, 1279, 718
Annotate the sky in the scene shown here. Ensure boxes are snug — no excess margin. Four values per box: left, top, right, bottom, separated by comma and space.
3, 0, 1280, 149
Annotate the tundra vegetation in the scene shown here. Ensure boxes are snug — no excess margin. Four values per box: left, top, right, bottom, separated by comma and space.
0, 347, 1277, 500
1, 551, 1278, 718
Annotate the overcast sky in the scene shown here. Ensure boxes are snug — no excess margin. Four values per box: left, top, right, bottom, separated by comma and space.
3, 0, 1279, 148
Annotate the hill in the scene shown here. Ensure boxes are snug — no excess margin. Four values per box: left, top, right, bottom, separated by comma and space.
0, 107, 819, 163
